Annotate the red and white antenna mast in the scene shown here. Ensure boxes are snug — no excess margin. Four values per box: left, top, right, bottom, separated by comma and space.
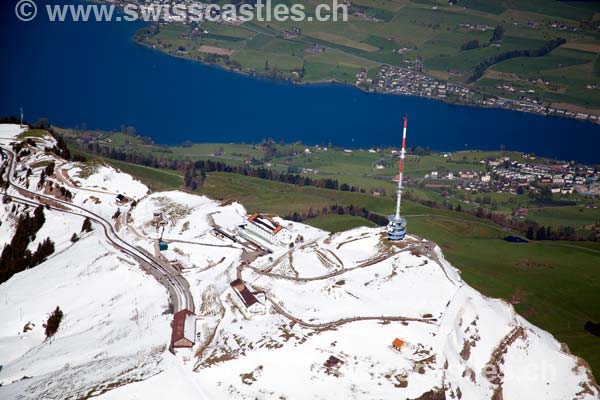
395, 115, 408, 219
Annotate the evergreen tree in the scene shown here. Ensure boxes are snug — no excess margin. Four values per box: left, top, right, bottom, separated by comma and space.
81, 217, 93, 233
45, 306, 64, 338
30, 238, 55, 267
526, 226, 535, 240
44, 162, 55, 176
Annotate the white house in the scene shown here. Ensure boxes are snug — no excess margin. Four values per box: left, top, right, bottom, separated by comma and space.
246, 213, 292, 246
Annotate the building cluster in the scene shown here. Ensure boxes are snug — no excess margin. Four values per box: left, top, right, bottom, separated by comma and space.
282, 26, 302, 40
548, 21, 578, 32
168, 210, 295, 350
492, 160, 600, 195
365, 65, 600, 124
458, 23, 492, 31
425, 155, 600, 195
368, 66, 472, 102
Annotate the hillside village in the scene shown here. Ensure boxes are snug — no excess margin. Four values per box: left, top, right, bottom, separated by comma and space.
1, 125, 599, 399
359, 66, 600, 123
423, 154, 600, 196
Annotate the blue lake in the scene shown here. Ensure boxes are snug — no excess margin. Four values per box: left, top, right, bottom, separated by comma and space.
1, 0, 599, 163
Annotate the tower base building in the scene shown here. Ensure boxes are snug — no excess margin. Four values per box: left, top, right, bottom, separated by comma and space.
387, 215, 407, 241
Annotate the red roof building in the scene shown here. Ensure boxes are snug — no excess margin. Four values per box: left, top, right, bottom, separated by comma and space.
171, 309, 196, 348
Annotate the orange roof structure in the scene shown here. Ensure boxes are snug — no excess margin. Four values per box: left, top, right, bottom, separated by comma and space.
392, 338, 404, 349
247, 213, 284, 235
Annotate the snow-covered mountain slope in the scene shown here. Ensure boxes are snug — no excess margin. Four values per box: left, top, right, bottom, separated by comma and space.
0, 125, 598, 399
0, 223, 172, 398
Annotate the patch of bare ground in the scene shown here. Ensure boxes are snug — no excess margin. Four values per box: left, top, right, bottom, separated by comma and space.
415, 354, 436, 374
376, 231, 403, 253
411, 247, 423, 257
325, 248, 343, 266
202, 350, 236, 368
335, 232, 371, 249
462, 367, 476, 383
198, 46, 234, 56
574, 358, 600, 398
386, 373, 409, 388
460, 340, 471, 361
482, 326, 527, 398
240, 249, 260, 265
84, 196, 102, 205
240, 365, 263, 385
411, 388, 446, 400
277, 323, 308, 344
490, 386, 503, 400
194, 318, 225, 371
75, 163, 99, 179
315, 249, 341, 270
199, 285, 224, 317
486, 326, 527, 381
219, 199, 235, 206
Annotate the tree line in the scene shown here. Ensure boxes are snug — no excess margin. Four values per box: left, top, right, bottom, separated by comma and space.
0, 205, 55, 283
460, 25, 504, 52
468, 38, 566, 83
80, 141, 373, 195
283, 203, 389, 226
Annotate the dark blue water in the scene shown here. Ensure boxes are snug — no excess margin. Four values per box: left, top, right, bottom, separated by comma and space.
1, 0, 600, 163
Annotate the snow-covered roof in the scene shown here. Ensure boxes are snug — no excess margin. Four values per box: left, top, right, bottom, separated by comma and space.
248, 213, 283, 235
171, 309, 195, 346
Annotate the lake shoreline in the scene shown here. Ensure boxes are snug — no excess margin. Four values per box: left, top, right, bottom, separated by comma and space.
3, 2, 600, 164
132, 28, 600, 126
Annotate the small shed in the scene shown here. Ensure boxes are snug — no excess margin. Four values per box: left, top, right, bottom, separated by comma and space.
159, 241, 169, 251
171, 309, 196, 348
392, 338, 405, 351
